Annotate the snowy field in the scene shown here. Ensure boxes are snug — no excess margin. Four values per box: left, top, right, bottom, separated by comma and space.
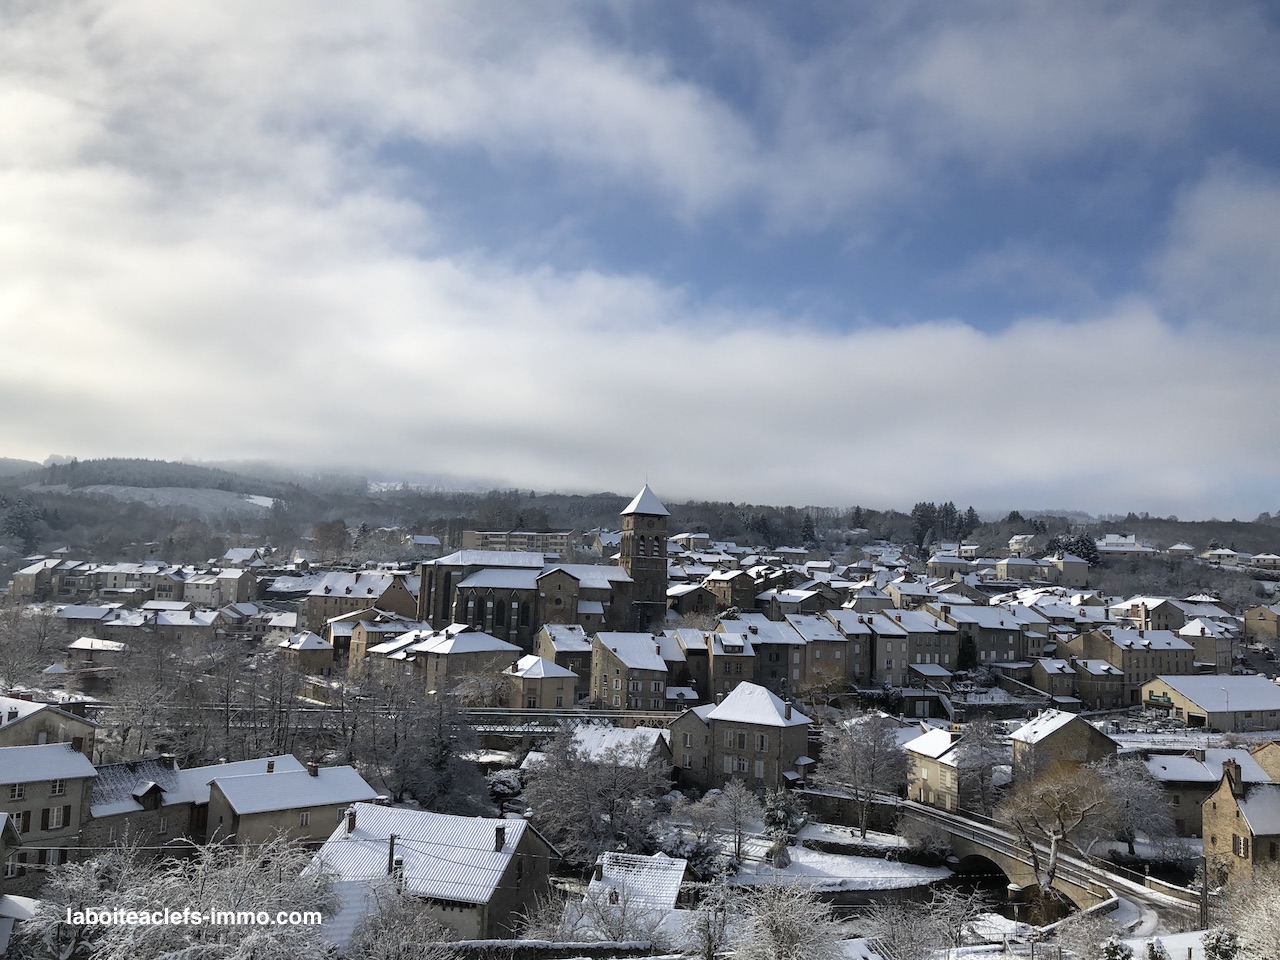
734, 838, 950, 892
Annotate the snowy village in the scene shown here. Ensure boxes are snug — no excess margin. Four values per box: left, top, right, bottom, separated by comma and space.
1, 476, 1278, 960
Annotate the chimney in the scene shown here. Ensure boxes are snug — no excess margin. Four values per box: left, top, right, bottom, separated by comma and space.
267, 760, 275, 773
1223, 759, 1244, 797
494, 824, 506, 852
346, 806, 357, 834
307, 762, 319, 777
784, 700, 793, 720
593, 861, 604, 881
510, 660, 519, 673
5, 708, 16, 723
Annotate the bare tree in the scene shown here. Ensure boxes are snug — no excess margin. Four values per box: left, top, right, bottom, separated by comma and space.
519, 884, 667, 946
676, 881, 737, 960
522, 733, 670, 863
1092, 756, 1176, 858
733, 882, 845, 960
816, 711, 910, 838
715, 779, 764, 861
1049, 907, 1124, 960
955, 714, 1008, 817
998, 763, 1117, 892
1224, 865, 1280, 960
345, 881, 458, 960
860, 885, 987, 958
14, 835, 334, 960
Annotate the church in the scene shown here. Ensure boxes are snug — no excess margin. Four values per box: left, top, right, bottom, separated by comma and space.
416, 485, 670, 652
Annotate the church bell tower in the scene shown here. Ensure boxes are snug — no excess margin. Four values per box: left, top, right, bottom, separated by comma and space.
620, 484, 669, 630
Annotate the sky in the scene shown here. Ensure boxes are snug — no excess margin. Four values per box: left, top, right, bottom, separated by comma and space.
3, 1, 1280, 520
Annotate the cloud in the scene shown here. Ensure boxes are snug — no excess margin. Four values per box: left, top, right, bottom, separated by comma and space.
2, 2, 1280, 520
1153, 164, 1280, 332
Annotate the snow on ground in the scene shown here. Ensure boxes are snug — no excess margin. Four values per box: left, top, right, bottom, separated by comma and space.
1122, 930, 1206, 960
798, 821, 909, 849
734, 842, 951, 892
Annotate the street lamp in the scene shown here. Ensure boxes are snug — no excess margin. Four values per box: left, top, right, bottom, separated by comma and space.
1220, 686, 1231, 732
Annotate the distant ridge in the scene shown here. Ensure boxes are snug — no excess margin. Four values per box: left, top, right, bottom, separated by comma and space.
0, 457, 41, 477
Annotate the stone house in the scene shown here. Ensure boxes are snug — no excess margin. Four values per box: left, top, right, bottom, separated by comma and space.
1063, 629, 1195, 705
1143, 748, 1273, 837
1242, 604, 1280, 643
502, 655, 578, 709
1010, 709, 1116, 782
1141, 674, 1280, 732
0, 696, 97, 758
533, 623, 593, 681
669, 682, 811, 792
310, 804, 557, 946
591, 632, 672, 711
0, 743, 97, 895
904, 728, 961, 812
301, 571, 419, 632
1203, 759, 1280, 883
206, 764, 378, 846
276, 631, 335, 675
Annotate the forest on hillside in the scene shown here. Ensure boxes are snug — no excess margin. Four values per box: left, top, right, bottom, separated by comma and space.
1, 458, 1278, 607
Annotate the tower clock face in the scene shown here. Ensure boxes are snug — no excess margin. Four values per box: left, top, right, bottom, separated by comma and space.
646, 520, 654, 528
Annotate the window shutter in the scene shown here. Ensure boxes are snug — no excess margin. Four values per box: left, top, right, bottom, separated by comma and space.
21, 810, 31, 833
63, 805, 72, 828
40, 808, 49, 831
723, 756, 733, 774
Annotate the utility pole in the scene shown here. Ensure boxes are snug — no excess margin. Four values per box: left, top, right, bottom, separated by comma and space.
1200, 855, 1210, 929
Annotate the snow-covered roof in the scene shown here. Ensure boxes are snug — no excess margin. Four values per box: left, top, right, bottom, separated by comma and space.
1151, 674, 1280, 712
0, 743, 97, 785
1238, 783, 1280, 835
621, 484, 669, 517
504, 655, 577, 680
1145, 749, 1271, 786
412, 629, 522, 657
707, 682, 809, 728
597, 632, 667, 671
175, 755, 306, 806
540, 623, 591, 652
1009, 709, 1079, 744
211, 766, 377, 815
573, 726, 669, 763
457, 568, 539, 590
90, 757, 183, 817
313, 803, 536, 906
904, 728, 959, 762
1103, 629, 1194, 651
278, 631, 332, 651
589, 851, 687, 910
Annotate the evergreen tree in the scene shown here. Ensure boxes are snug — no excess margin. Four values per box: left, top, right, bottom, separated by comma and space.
1202, 927, 1241, 960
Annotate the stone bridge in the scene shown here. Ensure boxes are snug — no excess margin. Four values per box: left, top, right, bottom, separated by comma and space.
898, 800, 1200, 921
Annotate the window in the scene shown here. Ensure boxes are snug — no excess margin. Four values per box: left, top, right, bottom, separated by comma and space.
158, 816, 168, 835
754, 760, 765, 779
756, 734, 769, 752
683, 733, 693, 748
737, 733, 747, 750
613, 678, 622, 690
651, 681, 663, 693
682, 754, 692, 768
50, 779, 66, 798
8, 784, 23, 802
3, 856, 16, 879
628, 680, 641, 692
734, 756, 749, 773
299, 811, 311, 827
47, 806, 65, 830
